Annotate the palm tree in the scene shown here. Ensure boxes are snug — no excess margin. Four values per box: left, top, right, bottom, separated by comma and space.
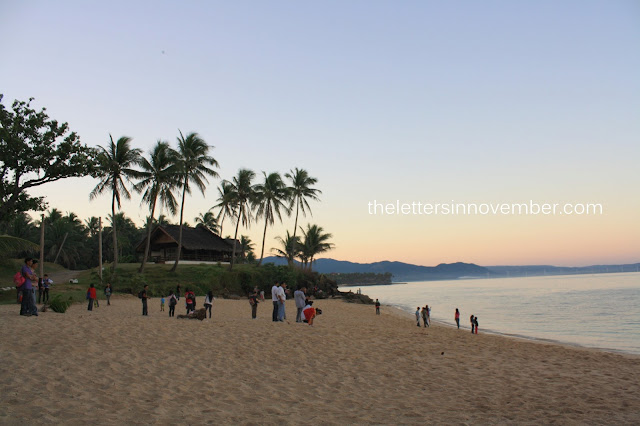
285, 168, 321, 266
195, 211, 220, 234
135, 141, 180, 273
300, 224, 334, 272
0, 235, 38, 256
238, 235, 255, 263
213, 181, 236, 236
171, 131, 219, 272
272, 231, 302, 265
154, 214, 171, 226
253, 172, 290, 265
225, 168, 256, 270
90, 135, 142, 271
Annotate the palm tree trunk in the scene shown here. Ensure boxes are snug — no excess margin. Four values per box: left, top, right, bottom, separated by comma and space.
139, 197, 157, 273
258, 214, 269, 266
229, 208, 242, 271
111, 191, 118, 271
289, 199, 300, 267
219, 213, 225, 236
171, 179, 187, 272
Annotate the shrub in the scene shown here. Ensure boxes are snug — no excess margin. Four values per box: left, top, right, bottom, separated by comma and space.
49, 295, 73, 313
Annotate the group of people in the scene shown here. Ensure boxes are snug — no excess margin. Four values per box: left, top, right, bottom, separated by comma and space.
16, 257, 56, 317
267, 281, 320, 325
415, 305, 431, 327
86, 283, 113, 311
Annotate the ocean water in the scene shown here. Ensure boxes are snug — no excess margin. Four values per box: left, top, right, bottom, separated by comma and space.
341, 272, 640, 355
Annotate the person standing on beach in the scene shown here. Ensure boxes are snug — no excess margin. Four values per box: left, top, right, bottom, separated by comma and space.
294, 286, 307, 323
87, 284, 97, 311
249, 291, 259, 319
277, 282, 287, 322
474, 316, 479, 334
375, 299, 381, 315
42, 274, 52, 304
160, 296, 165, 312
271, 281, 280, 322
425, 305, 430, 327
141, 284, 150, 316
104, 283, 112, 306
20, 258, 37, 316
415, 307, 421, 326
421, 306, 428, 328
470, 315, 475, 333
168, 291, 177, 317
204, 291, 214, 319
455, 308, 460, 329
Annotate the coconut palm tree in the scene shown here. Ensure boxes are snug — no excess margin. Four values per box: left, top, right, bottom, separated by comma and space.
238, 235, 255, 263
171, 131, 219, 272
89, 135, 142, 271
135, 141, 180, 273
225, 168, 256, 270
194, 211, 220, 234
253, 172, 290, 265
272, 231, 302, 265
300, 224, 334, 272
0, 235, 38, 256
285, 168, 321, 265
213, 181, 236, 236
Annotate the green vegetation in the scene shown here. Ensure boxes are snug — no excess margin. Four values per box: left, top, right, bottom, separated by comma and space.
48, 295, 73, 313
328, 272, 393, 285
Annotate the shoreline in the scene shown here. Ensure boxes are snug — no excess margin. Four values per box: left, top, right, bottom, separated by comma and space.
1, 297, 639, 424
385, 301, 640, 357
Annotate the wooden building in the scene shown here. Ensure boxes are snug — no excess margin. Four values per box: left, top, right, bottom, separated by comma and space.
136, 225, 233, 263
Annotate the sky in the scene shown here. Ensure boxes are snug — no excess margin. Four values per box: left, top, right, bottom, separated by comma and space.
1, 0, 639, 267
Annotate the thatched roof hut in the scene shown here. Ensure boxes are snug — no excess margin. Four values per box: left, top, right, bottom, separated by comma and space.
136, 225, 233, 263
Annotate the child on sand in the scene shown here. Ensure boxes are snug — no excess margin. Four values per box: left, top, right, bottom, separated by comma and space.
415, 307, 421, 326
375, 299, 381, 315
160, 297, 165, 311
470, 315, 475, 333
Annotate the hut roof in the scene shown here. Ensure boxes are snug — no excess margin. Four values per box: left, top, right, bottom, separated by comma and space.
136, 225, 233, 252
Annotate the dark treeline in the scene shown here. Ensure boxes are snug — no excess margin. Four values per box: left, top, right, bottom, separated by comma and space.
328, 272, 393, 285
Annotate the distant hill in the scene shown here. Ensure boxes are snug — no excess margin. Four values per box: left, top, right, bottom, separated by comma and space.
261, 257, 490, 282
262, 257, 640, 282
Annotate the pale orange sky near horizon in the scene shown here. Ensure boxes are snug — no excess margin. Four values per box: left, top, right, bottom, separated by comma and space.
5, 1, 640, 268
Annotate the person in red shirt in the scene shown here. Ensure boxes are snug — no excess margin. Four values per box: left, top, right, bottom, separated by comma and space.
87, 284, 97, 311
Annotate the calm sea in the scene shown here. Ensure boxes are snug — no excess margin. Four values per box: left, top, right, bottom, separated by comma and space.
341, 272, 640, 355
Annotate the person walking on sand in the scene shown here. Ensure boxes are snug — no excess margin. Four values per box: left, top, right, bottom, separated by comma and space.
375, 299, 381, 315
294, 286, 307, 323
474, 316, 479, 334
249, 290, 259, 319
140, 284, 150, 316
104, 283, 112, 306
87, 284, 97, 311
455, 308, 460, 329
168, 291, 177, 317
421, 306, 428, 328
470, 315, 475, 333
204, 291, 214, 319
271, 281, 280, 322
415, 307, 421, 326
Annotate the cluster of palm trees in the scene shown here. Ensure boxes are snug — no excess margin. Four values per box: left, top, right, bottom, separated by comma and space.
90, 132, 334, 273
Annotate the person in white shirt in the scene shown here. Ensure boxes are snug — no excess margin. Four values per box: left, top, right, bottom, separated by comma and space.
271, 282, 280, 322
277, 282, 287, 322
294, 286, 307, 322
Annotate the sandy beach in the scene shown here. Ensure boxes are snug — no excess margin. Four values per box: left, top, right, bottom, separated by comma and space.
1, 296, 639, 425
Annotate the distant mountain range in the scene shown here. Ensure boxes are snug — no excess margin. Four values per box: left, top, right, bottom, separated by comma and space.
261, 256, 640, 282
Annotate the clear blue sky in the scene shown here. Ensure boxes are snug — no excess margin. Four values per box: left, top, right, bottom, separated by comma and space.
2, 0, 639, 266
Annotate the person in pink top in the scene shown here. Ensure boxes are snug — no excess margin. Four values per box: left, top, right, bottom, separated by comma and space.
455, 308, 460, 329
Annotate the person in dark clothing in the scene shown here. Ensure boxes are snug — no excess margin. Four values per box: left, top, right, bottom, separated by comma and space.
168, 291, 177, 317
43, 274, 52, 303
176, 284, 181, 300
249, 291, 259, 319
204, 291, 214, 319
470, 315, 475, 333
37, 277, 44, 304
474, 316, 479, 334
375, 299, 381, 315
141, 285, 150, 316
